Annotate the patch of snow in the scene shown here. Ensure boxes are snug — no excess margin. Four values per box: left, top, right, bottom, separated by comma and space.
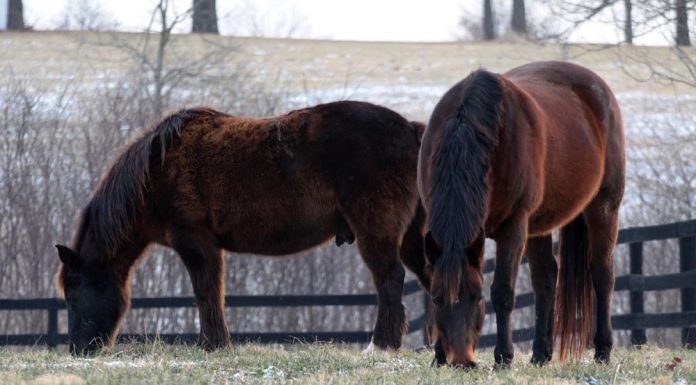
262, 365, 286, 382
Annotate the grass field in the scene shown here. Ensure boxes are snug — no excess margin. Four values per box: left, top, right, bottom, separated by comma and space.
0, 343, 694, 385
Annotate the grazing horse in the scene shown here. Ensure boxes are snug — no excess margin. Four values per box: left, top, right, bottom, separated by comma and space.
418, 61, 625, 368
55, 101, 429, 355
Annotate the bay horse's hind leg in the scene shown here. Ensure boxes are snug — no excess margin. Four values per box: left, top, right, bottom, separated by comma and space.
527, 235, 557, 366
357, 234, 406, 350
584, 192, 621, 364
173, 234, 230, 350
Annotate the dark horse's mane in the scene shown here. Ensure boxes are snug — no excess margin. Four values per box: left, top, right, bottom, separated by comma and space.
73, 107, 225, 257
428, 69, 502, 302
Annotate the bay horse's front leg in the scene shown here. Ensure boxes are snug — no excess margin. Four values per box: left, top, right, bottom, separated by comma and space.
527, 235, 557, 366
174, 237, 230, 350
358, 237, 406, 350
490, 215, 528, 368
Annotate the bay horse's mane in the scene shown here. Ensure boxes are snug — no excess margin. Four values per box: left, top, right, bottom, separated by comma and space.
73, 107, 227, 257
427, 69, 502, 303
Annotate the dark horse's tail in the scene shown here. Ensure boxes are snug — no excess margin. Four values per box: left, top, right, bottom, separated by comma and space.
89, 107, 224, 255
426, 70, 501, 303
555, 214, 593, 361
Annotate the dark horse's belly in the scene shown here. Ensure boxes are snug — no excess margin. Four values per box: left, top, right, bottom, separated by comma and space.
220, 211, 339, 256
212, 177, 345, 256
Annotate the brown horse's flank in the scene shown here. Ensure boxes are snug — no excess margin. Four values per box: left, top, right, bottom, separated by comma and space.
419, 61, 624, 367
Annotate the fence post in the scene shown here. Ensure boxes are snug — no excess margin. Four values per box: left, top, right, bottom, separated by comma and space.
47, 300, 58, 348
680, 235, 696, 349
629, 242, 647, 346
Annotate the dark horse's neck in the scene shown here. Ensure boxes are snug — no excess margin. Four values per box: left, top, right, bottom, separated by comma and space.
72, 203, 146, 285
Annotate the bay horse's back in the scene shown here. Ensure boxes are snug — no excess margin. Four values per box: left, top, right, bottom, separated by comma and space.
504, 61, 625, 236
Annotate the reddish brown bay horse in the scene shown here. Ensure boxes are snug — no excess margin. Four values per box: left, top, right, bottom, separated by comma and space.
55, 101, 431, 355
418, 61, 625, 368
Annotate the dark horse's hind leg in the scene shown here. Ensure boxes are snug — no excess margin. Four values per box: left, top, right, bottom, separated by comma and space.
584, 193, 621, 364
398, 204, 430, 290
527, 235, 557, 366
491, 212, 528, 368
358, 236, 406, 350
174, 235, 230, 350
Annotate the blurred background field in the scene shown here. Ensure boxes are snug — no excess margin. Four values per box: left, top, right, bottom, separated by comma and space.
0, 0, 694, 353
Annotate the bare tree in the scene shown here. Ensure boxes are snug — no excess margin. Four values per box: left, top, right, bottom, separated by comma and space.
511, 0, 527, 35
7, 0, 24, 30
623, 0, 634, 43
548, 0, 635, 43
675, 0, 691, 46
96, 0, 231, 117
58, 0, 117, 31
483, 0, 496, 40
192, 0, 218, 34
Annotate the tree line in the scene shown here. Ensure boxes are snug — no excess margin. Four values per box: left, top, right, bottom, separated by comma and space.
4, 1, 693, 47
478, 0, 692, 46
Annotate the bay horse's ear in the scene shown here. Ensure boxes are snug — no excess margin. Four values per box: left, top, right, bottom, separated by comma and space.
424, 232, 443, 265
56, 244, 82, 268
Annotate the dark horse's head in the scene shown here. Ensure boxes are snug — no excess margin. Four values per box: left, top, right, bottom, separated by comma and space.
425, 232, 485, 368
55, 242, 128, 356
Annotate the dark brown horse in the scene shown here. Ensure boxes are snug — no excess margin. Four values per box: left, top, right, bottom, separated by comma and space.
418, 61, 625, 368
56, 101, 430, 355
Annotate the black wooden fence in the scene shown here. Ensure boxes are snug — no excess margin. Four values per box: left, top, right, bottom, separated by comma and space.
476, 218, 696, 349
1, 219, 695, 349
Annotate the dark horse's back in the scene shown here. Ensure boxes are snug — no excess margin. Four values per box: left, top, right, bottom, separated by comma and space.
144, 101, 421, 256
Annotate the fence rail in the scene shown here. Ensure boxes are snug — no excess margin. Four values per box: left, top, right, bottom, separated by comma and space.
477, 218, 696, 348
1, 219, 695, 349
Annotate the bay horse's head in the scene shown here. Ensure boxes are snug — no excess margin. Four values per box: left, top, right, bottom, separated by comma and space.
55, 244, 127, 356
425, 231, 485, 368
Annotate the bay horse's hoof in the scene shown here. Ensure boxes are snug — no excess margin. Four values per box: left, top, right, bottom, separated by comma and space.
530, 353, 551, 366
493, 350, 513, 369
594, 350, 611, 365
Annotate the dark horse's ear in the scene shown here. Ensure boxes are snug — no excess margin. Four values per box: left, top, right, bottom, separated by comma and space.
56, 244, 82, 268
424, 232, 443, 265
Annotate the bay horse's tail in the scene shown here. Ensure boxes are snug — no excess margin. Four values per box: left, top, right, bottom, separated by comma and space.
554, 214, 593, 361
90, 107, 223, 254
426, 70, 501, 303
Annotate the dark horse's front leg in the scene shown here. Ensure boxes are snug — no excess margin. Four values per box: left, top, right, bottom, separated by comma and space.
174, 236, 230, 350
527, 235, 557, 366
358, 237, 406, 350
490, 215, 528, 368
